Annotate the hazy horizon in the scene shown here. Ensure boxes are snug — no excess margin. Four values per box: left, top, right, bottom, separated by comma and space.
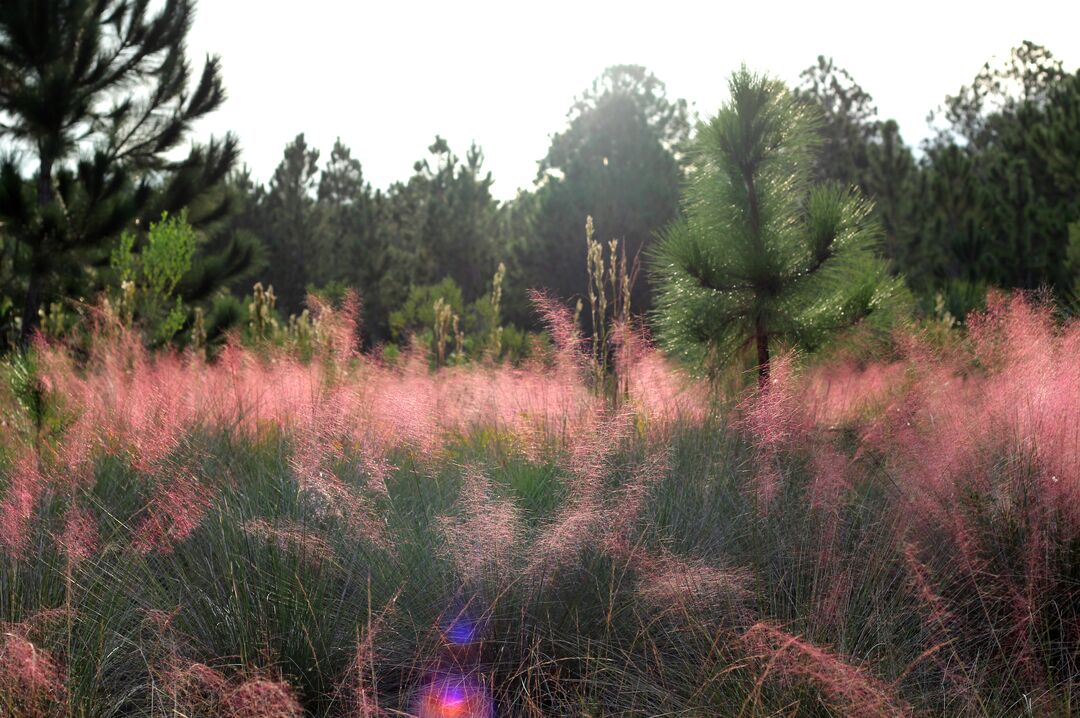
186, 0, 1079, 200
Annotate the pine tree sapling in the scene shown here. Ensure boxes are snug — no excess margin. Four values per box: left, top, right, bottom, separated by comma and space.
652, 68, 909, 384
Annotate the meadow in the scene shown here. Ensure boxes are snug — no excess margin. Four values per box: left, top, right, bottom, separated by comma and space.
1, 293, 1077, 717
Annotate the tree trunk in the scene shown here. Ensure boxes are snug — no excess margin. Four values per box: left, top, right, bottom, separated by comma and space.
745, 169, 769, 389
19, 156, 54, 346
19, 263, 43, 346
755, 316, 770, 389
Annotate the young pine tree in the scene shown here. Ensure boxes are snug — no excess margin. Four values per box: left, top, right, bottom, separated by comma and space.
651, 68, 909, 386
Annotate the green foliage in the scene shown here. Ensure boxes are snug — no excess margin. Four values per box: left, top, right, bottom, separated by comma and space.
582, 216, 637, 392
6, 351, 50, 442
386, 265, 524, 366
6, 27, 1076, 360
142, 213, 198, 298
0, 295, 16, 348
110, 212, 197, 345
241, 282, 315, 357
1065, 221, 1080, 312
796, 45, 1080, 315
797, 59, 923, 283
389, 278, 466, 345
652, 68, 910, 380
306, 280, 353, 307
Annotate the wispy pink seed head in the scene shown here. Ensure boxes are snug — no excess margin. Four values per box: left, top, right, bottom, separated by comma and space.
223, 677, 304, 718
57, 505, 98, 565
0, 631, 67, 711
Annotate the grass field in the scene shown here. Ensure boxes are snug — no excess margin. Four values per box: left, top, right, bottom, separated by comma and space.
1, 294, 1077, 717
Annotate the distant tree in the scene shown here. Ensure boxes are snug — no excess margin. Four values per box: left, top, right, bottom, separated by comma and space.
934, 40, 1067, 148
526, 65, 688, 320
652, 69, 909, 385
795, 56, 879, 187
919, 143, 986, 284
369, 137, 501, 341
259, 133, 320, 312
797, 58, 922, 276
0, 0, 244, 346
863, 120, 921, 275
494, 189, 541, 329
1033, 70, 1080, 204
315, 140, 378, 282
412, 137, 499, 302
924, 42, 1078, 297
312, 138, 382, 335
1035, 71, 1080, 306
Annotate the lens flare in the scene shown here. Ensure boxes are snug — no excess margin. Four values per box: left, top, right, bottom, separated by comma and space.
414, 674, 493, 718
443, 612, 482, 646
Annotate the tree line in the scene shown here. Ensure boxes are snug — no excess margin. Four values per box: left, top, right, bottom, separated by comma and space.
1, 1, 1078, 362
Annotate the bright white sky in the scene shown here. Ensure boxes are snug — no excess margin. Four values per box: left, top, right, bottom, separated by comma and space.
185, 0, 1079, 201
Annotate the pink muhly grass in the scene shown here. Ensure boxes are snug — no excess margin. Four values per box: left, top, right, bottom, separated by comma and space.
341, 590, 401, 718
123, 359, 190, 472
736, 353, 807, 513
242, 519, 333, 564
161, 661, 229, 712
633, 547, 753, 615
143, 606, 182, 634
800, 361, 907, 429
0, 452, 45, 557
21, 293, 712, 483
0, 630, 67, 713
561, 407, 633, 490
36, 330, 194, 474
527, 289, 587, 373
603, 447, 669, 544
527, 288, 584, 356
356, 451, 392, 499
812, 565, 853, 635
292, 466, 390, 552
23, 608, 77, 634
737, 353, 806, 456
742, 622, 911, 718
749, 463, 783, 514
307, 289, 362, 365
286, 382, 383, 494
57, 505, 98, 565
1004, 523, 1048, 689
49, 419, 96, 490
891, 295, 1079, 530
526, 497, 603, 579
612, 321, 711, 431
526, 410, 635, 577
803, 509, 851, 634
223, 677, 304, 718
131, 472, 214, 555
436, 466, 522, 585
336, 622, 392, 718
806, 447, 851, 514
901, 542, 953, 629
